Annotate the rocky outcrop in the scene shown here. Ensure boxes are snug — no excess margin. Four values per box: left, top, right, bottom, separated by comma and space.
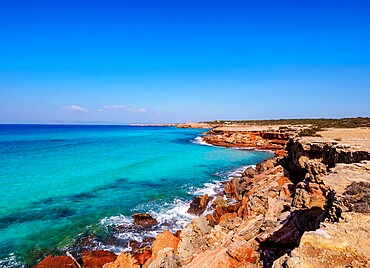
35, 255, 79, 268
35, 134, 370, 268
103, 252, 139, 268
273, 212, 370, 268
132, 213, 158, 227
187, 194, 212, 216
176, 122, 215, 129
285, 138, 370, 180
81, 250, 117, 268
202, 129, 290, 152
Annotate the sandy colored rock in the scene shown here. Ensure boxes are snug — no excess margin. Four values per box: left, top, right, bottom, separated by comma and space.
317, 127, 370, 150
178, 217, 211, 261
151, 230, 180, 259
185, 247, 239, 268
147, 248, 181, 268
103, 252, 139, 268
273, 212, 370, 268
176, 122, 215, 129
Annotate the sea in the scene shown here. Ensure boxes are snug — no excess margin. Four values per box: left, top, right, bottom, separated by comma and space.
0, 125, 272, 267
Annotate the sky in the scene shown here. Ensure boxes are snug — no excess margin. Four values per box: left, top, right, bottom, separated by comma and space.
0, 0, 369, 124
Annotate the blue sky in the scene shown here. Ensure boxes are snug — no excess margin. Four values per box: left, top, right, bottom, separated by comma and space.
0, 0, 369, 124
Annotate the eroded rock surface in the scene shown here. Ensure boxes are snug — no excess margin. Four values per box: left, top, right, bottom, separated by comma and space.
203, 129, 290, 151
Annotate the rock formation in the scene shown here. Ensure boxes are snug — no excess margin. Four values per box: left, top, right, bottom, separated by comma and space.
202, 128, 290, 156
187, 194, 212, 216
35, 128, 370, 268
132, 213, 158, 227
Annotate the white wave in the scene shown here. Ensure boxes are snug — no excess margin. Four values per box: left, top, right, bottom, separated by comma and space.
0, 253, 24, 268
99, 198, 195, 253
98, 164, 257, 253
228, 165, 255, 178
191, 136, 215, 147
192, 182, 220, 196
233, 147, 275, 154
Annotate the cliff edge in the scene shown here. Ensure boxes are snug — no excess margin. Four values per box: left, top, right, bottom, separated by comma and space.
35, 127, 370, 268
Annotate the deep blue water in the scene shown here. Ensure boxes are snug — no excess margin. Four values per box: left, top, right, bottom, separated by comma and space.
0, 125, 272, 267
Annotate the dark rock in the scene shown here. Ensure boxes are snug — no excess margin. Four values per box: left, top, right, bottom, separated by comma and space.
343, 181, 370, 213
187, 194, 212, 216
132, 213, 157, 227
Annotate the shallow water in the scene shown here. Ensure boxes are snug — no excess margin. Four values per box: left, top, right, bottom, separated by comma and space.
0, 125, 272, 267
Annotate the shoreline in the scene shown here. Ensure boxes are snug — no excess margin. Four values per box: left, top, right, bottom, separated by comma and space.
35, 125, 370, 268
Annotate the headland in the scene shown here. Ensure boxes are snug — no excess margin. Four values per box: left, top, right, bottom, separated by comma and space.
35, 118, 370, 268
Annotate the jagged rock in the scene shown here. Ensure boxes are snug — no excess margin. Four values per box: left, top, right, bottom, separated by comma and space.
35, 255, 79, 268
185, 247, 239, 268
286, 138, 370, 181
292, 180, 328, 209
151, 230, 179, 259
203, 129, 289, 151
273, 212, 370, 268
147, 248, 181, 268
224, 177, 244, 200
211, 196, 226, 208
219, 212, 237, 223
242, 166, 256, 178
103, 252, 139, 268
81, 250, 117, 268
256, 158, 276, 173
237, 214, 264, 241
226, 238, 259, 264
177, 217, 211, 261
212, 201, 241, 224
132, 213, 157, 227
187, 194, 212, 215
133, 249, 152, 266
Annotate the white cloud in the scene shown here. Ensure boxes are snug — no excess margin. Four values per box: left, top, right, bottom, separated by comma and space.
98, 105, 146, 113
136, 108, 147, 113
63, 105, 89, 113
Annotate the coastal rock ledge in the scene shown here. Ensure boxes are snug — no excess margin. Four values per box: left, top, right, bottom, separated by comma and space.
35, 133, 370, 268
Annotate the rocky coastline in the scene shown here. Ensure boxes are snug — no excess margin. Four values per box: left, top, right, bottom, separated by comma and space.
35, 125, 370, 268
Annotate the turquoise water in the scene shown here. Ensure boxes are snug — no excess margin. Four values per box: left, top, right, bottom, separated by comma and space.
0, 125, 272, 267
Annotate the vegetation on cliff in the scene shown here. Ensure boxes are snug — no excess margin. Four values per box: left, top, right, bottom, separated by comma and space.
203, 117, 370, 128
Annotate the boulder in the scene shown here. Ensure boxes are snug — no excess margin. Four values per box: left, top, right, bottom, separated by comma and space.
187, 194, 212, 215
81, 250, 117, 268
242, 166, 256, 178
132, 213, 157, 227
177, 217, 211, 261
103, 252, 139, 268
151, 230, 179, 259
133, 249, 152, 266
146, 248, 181, 268
35, 255, 78, 268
